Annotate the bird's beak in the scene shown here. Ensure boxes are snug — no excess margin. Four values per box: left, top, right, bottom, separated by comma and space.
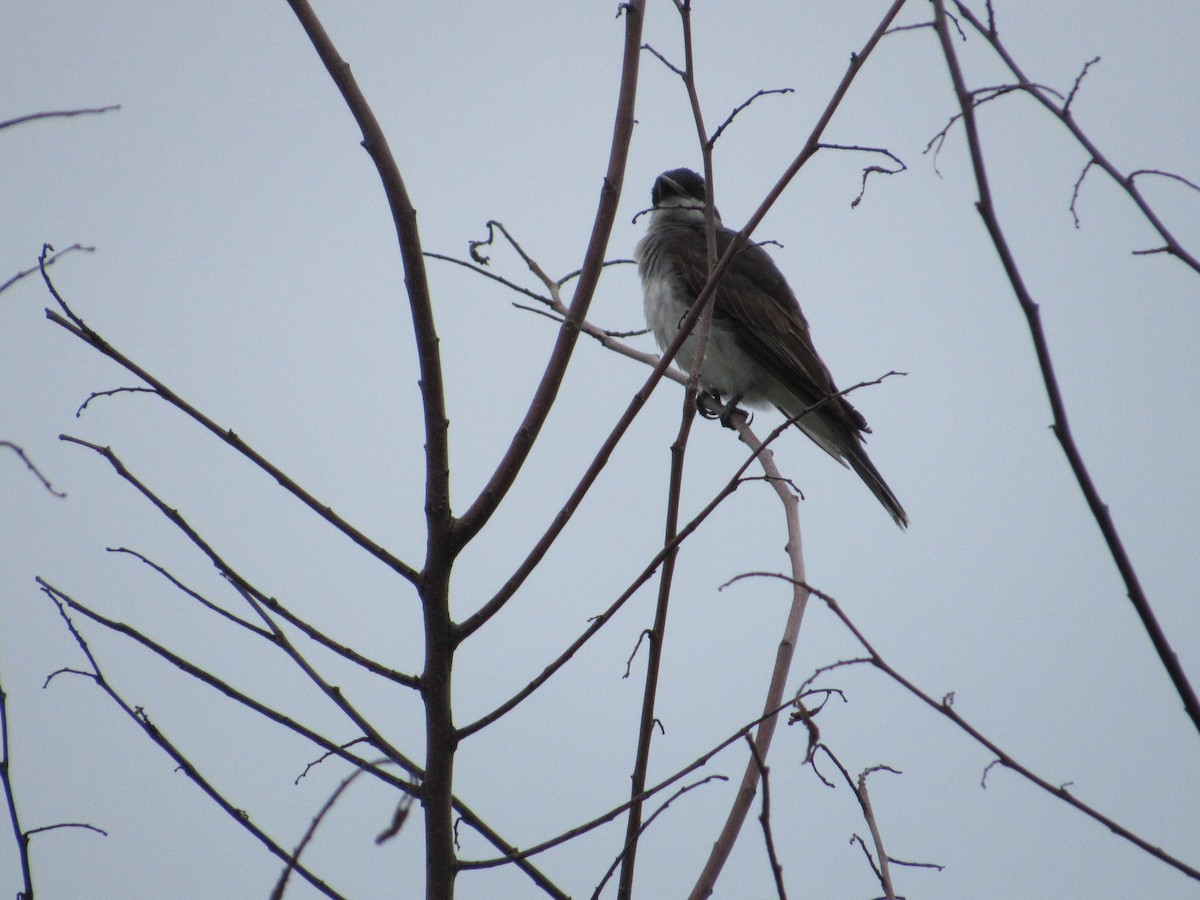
651, 174, 684, 207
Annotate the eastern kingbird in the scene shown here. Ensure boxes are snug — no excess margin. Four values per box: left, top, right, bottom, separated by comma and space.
635, 168, 908, 528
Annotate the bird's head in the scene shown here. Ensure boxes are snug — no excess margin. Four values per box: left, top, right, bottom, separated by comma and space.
650, 168, 720, 223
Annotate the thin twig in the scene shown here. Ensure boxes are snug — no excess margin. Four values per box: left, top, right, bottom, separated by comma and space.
0, 243, 93, 296
746, 737, 789, 900
450, 0, 647, 548
934, 0, 1200, 738
0, 442, 66, 497
423, 251, 552, 305
950, 0, 1200, 272
592, 775, 727, 900
39, 261, 419, 583
709, 88, 795, 147
42, 589, 346, 899
814, 143, 907, 208
781, 574, 1200, 882
1063, 56, 1101, 115
75, 386, 158, 417
271, 759, 407, 900
0, 105, 120, 131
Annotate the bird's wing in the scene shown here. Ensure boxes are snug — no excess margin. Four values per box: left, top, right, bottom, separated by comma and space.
661, 222, 870, 436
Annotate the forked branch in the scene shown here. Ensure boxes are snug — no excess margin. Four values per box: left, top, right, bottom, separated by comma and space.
931, 0, 1200, 738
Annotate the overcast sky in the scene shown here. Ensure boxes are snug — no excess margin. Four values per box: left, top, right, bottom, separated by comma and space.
3, 2, 1199, 898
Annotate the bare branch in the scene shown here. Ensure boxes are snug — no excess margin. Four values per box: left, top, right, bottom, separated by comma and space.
1069, 159, 1097, 228
746, 737, 789, 900
295, 739, 373, 785
75, 386, 158, 417
815, 575, 1200, 882
451, 0, 648, 548
592, 775, 727, 900
271, 760, 408, 900
1063, 55, 1101, 115
556, 256, 635, 288
857, 764, 900, 900
815, 143, 908, 207
933, 0, 1200, 738
0, 105, 120, 131
709, 88, 795, 147
23, 821, 108, 838
889, 854, 945, 872
640, 42, 684, 77
0, 243, 93, 297
1, 680, 36, 899
41, 588, 347, 899
950, 1, 1200, 272
468, 220, 557, 294
923, 83, 1060, 176
822, 745, 903, 899
39, 270, 419, 583
689, 412, 809, 898
1128, 168, 1200, 195
883, 21, 935, 36
284, 0, 451, 558
423, 251, 553, 306
0, 442, 66, 497
23, 820, 108, 844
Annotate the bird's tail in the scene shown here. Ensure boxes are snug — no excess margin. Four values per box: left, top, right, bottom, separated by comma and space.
843, 444, 908, 529
781, 405, 908, 529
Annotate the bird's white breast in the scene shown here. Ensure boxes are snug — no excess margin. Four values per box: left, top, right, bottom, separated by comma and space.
636, 232, 767, 404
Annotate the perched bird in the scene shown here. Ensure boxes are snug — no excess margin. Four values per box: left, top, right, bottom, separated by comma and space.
634, 167, 908, 528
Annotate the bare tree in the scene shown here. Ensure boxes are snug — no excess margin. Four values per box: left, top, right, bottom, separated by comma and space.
3, 3, 1198, 898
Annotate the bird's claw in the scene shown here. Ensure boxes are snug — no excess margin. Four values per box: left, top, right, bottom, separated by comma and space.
697, 391, 751, 429
697, 391, 724, 420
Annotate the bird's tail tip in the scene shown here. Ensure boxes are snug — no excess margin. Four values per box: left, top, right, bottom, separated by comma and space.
848, 450, 908, 530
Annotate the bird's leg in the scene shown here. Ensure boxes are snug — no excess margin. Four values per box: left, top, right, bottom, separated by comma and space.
718, 395, 752, 429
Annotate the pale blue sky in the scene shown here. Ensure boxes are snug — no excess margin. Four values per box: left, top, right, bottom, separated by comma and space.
3, 3, 1198, 898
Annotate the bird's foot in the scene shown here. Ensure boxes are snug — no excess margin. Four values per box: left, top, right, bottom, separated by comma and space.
696, 390, 725, 420
697, 391, 751, 429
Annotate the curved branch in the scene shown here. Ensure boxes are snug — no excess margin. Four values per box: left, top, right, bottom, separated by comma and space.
688, 414, 809, 899
0, 442, 66, 497
451, 0, 647, 549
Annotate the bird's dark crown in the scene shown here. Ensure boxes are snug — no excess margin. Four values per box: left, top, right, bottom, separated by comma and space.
652, 168, 707, 206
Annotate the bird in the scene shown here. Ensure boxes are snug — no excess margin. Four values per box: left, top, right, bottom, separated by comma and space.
634, 167, 908, 528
